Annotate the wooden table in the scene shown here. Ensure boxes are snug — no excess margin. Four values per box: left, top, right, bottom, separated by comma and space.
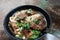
0, 0, 60, 40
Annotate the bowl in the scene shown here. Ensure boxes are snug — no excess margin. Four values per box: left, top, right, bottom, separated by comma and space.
3, 5, 51, 40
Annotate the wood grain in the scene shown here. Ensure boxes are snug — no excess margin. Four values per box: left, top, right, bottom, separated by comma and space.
0, 0, 60, 40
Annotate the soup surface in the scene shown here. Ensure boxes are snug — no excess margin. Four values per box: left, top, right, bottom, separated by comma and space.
8, 9, 47, 40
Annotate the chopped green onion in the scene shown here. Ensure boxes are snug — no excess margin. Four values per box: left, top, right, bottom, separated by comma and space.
26, 22, 30, 29
32, 30, 40, 35
16, 21, 30, 30
33, 19, 40, 24
17, 16, 22, 19
29, 30, 42, 39
27, 9, 32, 13
19, 34, 23, 38
16, 22, 20, 26
29, 35, 38, 39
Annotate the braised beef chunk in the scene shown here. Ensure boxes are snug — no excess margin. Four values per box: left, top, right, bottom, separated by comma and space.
16, 13, 27, 20
30, 22, 41, 30
22, 29, 33, 38
38, 19, 46, 29
30, 22, 46, 30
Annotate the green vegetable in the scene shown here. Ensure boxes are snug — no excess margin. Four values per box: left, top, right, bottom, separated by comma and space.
22, 24, 26, 27
16, 21, 25, 27
34, 19, 40, 24
32, 30, 40, 35
16, 22, 30, 30
22, 22, 30, 29
27, 9, 32, 13
19, 34, 23, 38
16, 22, 22, 27
29, 35, 38, 39
17, 16, 22, 19
25, 22, 30, 29
29, 30, 42, 39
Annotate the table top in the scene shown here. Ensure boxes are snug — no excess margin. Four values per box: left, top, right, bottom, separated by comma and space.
0, 0, 60, 40
0, 31, 60, 40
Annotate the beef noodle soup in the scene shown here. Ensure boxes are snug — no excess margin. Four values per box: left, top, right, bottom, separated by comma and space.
8, 9, 47, 40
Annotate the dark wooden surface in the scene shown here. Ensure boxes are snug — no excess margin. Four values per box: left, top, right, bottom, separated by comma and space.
0, 0, 60, 40
0, 5, 60, 40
